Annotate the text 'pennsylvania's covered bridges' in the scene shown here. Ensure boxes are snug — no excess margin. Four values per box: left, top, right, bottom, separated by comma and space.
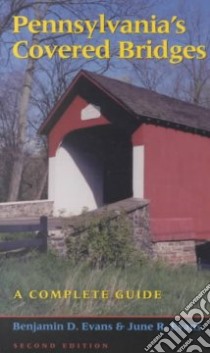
39, 70, 210, 264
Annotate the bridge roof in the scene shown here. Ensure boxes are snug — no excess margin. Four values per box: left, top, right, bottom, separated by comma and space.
39, 70, 210, 136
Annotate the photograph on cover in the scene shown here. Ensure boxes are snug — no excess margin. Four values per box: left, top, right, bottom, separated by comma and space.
0, 0, 210, 320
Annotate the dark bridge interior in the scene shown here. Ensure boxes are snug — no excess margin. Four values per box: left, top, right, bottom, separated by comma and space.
196, 241, 210, 270
63, 125, 133, 206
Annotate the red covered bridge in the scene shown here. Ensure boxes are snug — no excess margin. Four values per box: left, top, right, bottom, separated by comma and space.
39, 70, 210, 264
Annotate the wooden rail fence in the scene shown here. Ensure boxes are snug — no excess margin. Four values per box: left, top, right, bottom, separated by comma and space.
0, 216, 48, 254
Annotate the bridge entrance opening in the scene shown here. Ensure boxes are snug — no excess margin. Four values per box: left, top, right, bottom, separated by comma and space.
54, 125, 133, 215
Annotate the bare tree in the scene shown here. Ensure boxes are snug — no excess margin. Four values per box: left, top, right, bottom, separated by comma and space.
168, 3, 210, 106
7, 1, 48, 201
0, 74, 21, 201
131, 60, 169, 91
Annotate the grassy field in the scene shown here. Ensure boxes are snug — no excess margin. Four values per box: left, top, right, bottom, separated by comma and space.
0, 253, 209, 316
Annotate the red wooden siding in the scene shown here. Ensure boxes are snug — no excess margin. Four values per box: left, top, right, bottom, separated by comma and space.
133, 124, 210, 241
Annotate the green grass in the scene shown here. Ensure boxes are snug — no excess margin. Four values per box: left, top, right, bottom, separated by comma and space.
0, 231, 37, 241
0, 254, 209, 316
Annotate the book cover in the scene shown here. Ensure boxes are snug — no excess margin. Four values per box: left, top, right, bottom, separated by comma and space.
0, 0, 210, 351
